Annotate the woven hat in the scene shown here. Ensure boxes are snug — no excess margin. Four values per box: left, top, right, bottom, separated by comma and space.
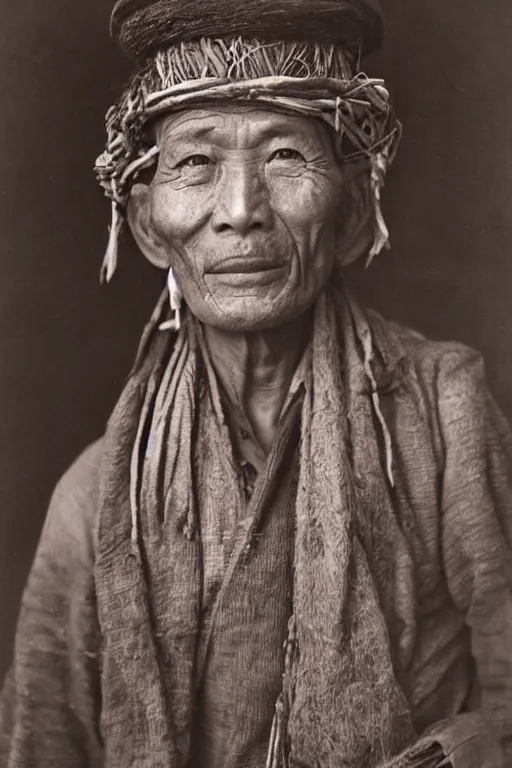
111, 0, 385, 63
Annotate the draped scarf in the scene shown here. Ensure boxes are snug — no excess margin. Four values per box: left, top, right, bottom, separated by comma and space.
94, 284, 442, 767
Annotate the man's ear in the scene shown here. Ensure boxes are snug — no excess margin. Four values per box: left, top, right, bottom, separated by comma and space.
126, 183, 172, 269
336, 165, 374, 267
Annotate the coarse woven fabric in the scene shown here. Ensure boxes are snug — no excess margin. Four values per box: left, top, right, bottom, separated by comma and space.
2, 284, 512, 767
110, 0, 385, 63
93, 286, 414, 767
189, 359, 300, 768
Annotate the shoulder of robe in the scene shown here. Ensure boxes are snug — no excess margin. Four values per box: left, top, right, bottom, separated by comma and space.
366, 308, 486, 399
44, 439, 105, 564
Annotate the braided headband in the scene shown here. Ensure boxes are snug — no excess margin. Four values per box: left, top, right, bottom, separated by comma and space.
95, 38, 402, 281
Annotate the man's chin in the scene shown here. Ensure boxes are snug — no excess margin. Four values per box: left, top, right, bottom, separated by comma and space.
192, 293, 301, 332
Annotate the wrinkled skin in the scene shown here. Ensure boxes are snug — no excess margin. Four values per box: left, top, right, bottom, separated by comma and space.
128, 105, 372, 450
128, 105, 372, 330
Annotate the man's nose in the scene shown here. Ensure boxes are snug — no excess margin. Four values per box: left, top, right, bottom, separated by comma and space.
211, 163, 273, 236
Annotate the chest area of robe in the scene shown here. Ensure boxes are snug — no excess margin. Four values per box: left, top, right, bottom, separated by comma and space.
189, 386, 301, 768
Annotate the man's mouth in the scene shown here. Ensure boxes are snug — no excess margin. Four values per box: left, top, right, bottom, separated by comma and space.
208, 256, 287, 274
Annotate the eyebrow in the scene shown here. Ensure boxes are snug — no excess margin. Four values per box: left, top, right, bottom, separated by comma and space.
251, 123, 319, 143
158, 122, 217, 144
244, 123, 327, 156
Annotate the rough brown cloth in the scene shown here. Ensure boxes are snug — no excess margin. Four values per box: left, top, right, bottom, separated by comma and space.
189, 365, 301, 768
2, 285, 512, 767
90, 288, 413, 767
110, 0, 385, 62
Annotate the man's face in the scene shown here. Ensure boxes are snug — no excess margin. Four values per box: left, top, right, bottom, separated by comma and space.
141, 105, 348, 331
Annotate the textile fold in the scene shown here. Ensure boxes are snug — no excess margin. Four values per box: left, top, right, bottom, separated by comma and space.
95, 285, 417, 767
2, 284, 512, 767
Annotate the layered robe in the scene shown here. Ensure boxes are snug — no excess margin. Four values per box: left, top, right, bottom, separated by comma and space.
1, 290, 512, 768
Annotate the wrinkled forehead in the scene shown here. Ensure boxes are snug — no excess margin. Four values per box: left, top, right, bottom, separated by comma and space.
153, 104, 338, 152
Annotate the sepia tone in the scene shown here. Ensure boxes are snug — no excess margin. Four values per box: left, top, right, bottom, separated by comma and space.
1, 0, 512, 766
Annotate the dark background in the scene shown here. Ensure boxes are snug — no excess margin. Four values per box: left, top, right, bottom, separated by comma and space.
0, 0, 511, 679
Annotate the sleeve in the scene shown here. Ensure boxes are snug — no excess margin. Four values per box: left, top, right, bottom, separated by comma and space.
0, 442, 105, 768
379, 346, 512, 768
426, 347, 512, 768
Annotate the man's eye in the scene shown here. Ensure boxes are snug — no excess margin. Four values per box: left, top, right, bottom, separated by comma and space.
176, 155, 212, 169
268, 148, 305, 162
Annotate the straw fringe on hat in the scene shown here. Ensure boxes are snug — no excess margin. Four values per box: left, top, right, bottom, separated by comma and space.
111, 0, 385, 62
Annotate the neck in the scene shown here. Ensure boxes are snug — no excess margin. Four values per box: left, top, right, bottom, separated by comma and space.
203, 311, 312, 453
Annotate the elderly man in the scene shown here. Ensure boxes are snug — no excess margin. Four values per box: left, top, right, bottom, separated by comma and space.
1, 1, 512, 767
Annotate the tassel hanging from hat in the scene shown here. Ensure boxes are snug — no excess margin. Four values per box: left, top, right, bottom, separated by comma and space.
100, 200, 124, 284
366, 152, 390, 267
355, 296, 395, 489
159, 268, 183, 332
